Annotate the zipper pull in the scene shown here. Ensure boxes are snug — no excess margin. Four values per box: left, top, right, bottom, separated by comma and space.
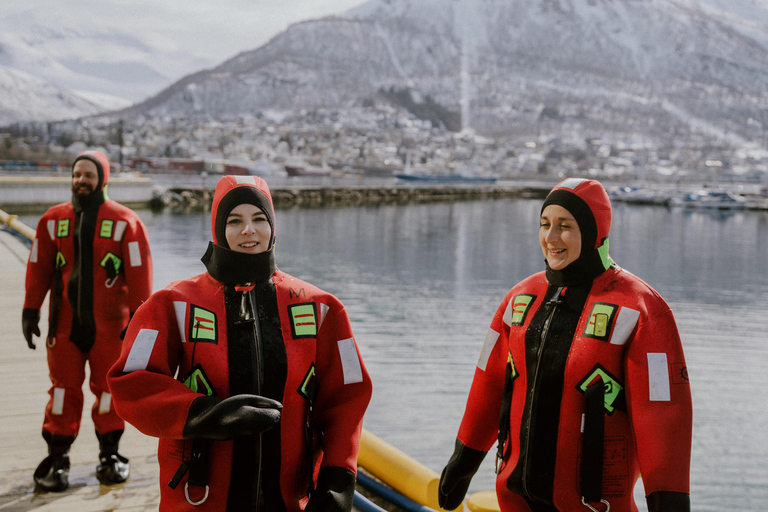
546, 286, 564, 305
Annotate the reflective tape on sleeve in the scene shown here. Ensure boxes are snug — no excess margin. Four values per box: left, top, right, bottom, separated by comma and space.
173, 301, 187, 343
611, 306, 640, 345
123, 329, 159, 372
128, 241, 142, 267
30, 239, 39, 263
318, 302, 330, 331
477, 328, 501, 371
114, 220, 128, 241
647, 352, 671, 401
337, 337, 363, 385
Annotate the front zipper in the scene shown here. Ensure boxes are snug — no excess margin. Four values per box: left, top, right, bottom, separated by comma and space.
521, 286, 563, 498
241, 289, 264, 511
75, 212, 85, 325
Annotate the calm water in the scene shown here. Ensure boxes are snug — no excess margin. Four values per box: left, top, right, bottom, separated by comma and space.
20, 198, 768, 510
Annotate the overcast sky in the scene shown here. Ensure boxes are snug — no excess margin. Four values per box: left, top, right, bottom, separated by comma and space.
5, 0, 369, 66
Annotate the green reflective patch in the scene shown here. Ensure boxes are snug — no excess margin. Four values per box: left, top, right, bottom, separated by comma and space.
598, 237, 614, 269
507, 350, 518, 380
583, 302, 617, 341
56, 219, 69, 238
298, 363, 316, 402
577, 364, 625, 414
55, 252, 66, 269
190, 306, 217, 343
289, 303, 318, 339
99, 252, 122, 274
510, 294, 535, 326
99, 219, 114, 238
182, 365, 216, 396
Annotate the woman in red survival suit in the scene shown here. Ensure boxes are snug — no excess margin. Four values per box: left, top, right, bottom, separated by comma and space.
108, 175, 372, 511
437, 179, 692, 512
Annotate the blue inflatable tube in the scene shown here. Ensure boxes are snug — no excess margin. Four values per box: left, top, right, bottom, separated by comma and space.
356, 471, 437, 512
353, 490, 389, 512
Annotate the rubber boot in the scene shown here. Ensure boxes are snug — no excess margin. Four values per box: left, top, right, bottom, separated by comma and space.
34, 433, 75, 492
95, 430, 130, 485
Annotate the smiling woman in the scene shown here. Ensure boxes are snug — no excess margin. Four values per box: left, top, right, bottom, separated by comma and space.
539, 204, 582, 271
224, 203, 272, 254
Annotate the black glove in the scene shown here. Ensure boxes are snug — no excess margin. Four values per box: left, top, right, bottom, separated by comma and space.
22, 308, 41, 350
182, 394, 282, 440
647, 491, 690, 512
119, 311, 135, 341
438, 439, 487, 511
305, 466, 356, 512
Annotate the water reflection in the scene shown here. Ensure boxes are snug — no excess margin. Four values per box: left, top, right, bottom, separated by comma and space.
18, 198, 768, 511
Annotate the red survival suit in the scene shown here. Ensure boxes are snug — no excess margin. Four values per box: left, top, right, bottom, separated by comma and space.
24, 150, 153, 441
108, 175, 372, 511
442, 179, 692, 512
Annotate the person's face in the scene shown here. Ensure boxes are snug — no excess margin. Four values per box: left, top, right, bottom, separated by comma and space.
540, 204, 582, 270
225, 203, 272, 254
72, 160, 99, 196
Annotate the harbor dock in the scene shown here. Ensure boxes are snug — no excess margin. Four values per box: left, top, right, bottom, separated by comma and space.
0, 228, 161, 511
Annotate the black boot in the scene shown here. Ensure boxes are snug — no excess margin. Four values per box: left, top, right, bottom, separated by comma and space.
34, 433, 74, 492
95, 430, 130, 485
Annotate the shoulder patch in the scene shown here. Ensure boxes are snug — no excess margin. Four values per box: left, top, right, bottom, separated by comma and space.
56, 219, 70, 238
505, 294, 536, 326
189, 305, 218, 343
583, 302, 618, 341
289, 302, 318, 339
99, 219, 114, 238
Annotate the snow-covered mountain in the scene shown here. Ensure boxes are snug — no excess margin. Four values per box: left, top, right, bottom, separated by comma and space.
0, 65, 120, 125
120, 0, 768, 142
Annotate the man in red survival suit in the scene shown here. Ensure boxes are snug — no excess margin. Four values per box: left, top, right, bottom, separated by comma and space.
438, 179, 692, 512
108, 175, 372, 511
22, 150, 153, 492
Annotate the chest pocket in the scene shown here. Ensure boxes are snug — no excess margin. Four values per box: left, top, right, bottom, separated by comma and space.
583, 302, 640, 346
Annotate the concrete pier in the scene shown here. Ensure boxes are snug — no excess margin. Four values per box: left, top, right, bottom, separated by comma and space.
0, 229, 161, 511
0, 177, 155, 213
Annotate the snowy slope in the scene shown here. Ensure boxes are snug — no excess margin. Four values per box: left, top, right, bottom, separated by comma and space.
118, 0, 768, 141
0, 65, 108, 125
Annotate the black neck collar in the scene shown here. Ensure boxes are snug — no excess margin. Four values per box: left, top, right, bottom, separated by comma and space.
201, 242, 276, 286
72, 188, 106, 211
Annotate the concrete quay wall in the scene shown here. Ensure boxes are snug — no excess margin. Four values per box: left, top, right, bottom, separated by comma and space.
0, 176, 155, 213
0, 176, 553, 213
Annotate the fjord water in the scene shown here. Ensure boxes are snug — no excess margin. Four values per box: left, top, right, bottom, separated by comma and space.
23, 198, 767, 510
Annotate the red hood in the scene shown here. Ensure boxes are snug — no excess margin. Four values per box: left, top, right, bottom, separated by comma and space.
72, 150, 110, 191
210, 175, 276, 249
545, 178, 611, 250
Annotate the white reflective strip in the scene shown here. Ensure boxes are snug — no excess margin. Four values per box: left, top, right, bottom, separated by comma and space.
558, 178, 587, 190
337, 337, 363, 385
174, 301, 188, 343
610, 307, 640, 346
52, 388, 65, 415
128, 241, 142, 267
99, 392, 112, 414
123, 329, 159, 372
47, 220, 56, 240
30, 239, 39, 263
647, 352, 671, 401
477, 328, 501, 371
502, 298, 514, 326
234, 176, 256, 185
318, 303, 330, 330
113, 220, 128, 241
